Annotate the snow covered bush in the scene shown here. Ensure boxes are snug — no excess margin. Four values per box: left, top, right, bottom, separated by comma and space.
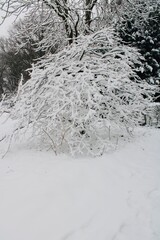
11, 28, 154, 156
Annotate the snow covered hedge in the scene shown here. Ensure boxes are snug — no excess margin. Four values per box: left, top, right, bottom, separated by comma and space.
12, 28, 154, 156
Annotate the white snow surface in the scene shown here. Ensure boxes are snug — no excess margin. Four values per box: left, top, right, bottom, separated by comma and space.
0, 114, 160, 240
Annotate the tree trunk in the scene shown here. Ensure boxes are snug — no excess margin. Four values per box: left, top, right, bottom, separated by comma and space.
85, 0, 97, 34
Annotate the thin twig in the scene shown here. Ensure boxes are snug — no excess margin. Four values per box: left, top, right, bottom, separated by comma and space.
43, 129, 57, 155
1, 133, 13, 159
0, 135, 6, 142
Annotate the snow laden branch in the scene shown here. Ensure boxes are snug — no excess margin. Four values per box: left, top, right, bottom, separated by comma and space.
11, 28, 155, 156
0, 0, 100, 44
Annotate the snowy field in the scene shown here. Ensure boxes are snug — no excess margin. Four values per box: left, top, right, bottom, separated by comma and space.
0, 115, 160, 240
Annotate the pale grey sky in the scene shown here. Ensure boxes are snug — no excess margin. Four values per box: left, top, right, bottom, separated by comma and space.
0, 10, 17, 37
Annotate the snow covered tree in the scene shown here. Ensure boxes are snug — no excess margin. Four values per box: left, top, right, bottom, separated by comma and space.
0, 18, 46, 95
0, 0, 127, 44
0, 0, 102, 44
117, 1, 160, 87
11, 9, 67, 56
11, 28, 155, 156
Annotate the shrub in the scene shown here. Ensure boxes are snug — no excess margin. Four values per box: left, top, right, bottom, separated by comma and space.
11, 28, 154, 156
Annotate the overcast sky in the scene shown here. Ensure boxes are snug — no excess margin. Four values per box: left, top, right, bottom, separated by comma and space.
0, 10, 16, 37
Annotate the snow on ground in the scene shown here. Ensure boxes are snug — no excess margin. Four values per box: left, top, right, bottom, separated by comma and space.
0, 114, 160, 240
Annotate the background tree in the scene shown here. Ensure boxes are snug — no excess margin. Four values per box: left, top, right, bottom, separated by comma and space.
0, 0, 102, 44
117, 1, 160, 82
0, 19, 46, 94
